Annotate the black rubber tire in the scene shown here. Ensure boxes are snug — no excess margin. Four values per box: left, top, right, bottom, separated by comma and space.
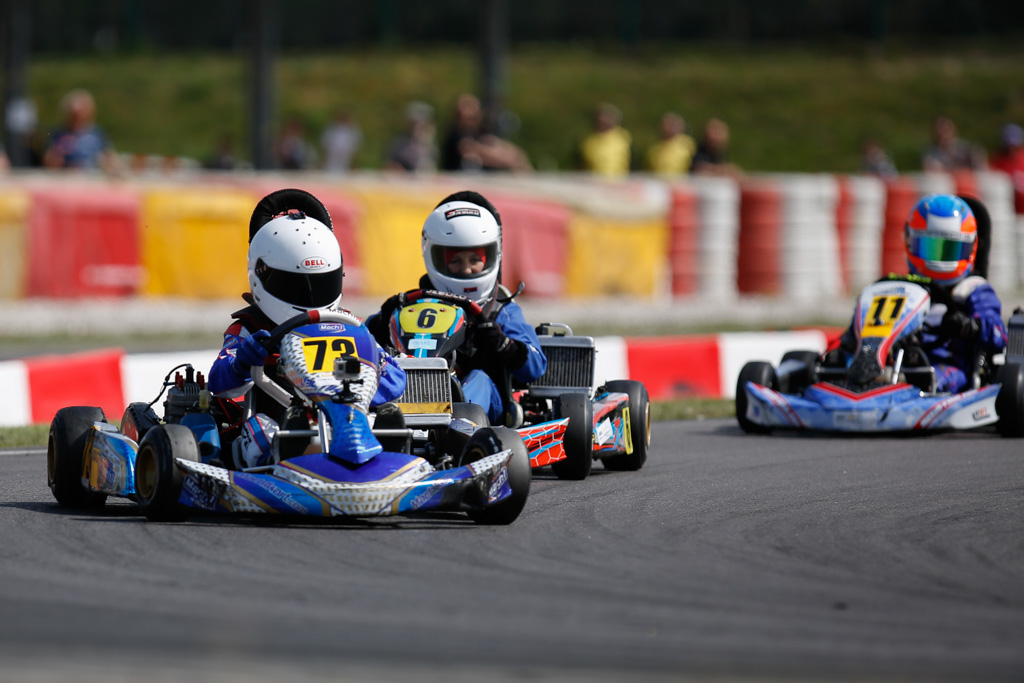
780, 350, 820, 392
47, 406, 108, 508
995, 362, 1024, 438
459, 427, 531, 525
452, 402, 489, 427
550, 393, 594, 480
602, 380, 650, 471
735, 362, 777, 434
135, 424, 199, 522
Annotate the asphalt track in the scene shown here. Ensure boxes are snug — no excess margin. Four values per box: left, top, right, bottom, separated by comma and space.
1, 419, 1022, 683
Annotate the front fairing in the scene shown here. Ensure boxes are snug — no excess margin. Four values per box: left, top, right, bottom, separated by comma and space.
742, 380, 1001, 432
174, 447, 516, 517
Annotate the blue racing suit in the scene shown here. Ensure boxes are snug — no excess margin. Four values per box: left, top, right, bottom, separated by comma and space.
209, 297, 406, 419
919, 276, 1007, 392
459, 298, 547, 424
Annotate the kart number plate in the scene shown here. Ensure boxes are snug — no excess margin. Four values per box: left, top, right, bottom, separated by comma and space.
860, 295, 907, 338
301, 336, 359, 373
399, 303, 458, 335
408, 338, 438, 350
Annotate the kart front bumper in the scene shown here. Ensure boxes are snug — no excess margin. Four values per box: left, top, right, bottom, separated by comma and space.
743, 381, 1001, 433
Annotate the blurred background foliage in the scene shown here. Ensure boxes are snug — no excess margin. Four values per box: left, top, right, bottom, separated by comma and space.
7, 0, 1024, 173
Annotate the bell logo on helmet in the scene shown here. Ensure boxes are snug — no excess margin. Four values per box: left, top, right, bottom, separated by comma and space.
303, 257, 328, 269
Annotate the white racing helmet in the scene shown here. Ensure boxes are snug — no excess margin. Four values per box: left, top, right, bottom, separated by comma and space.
247, 210, 344, 324
422, 198, 501, 304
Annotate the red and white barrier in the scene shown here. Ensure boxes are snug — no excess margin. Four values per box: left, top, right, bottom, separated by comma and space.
0, 331, 836, 427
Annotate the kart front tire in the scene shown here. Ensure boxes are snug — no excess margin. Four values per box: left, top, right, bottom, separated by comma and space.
460, 427, 531, 525
736, 362, 777, 434
551, 392, 593, 480
47, 406, 108, 508
135, 424, 199, 522
995, 362, 1024, 438
780, 350, 820, 393
602, 380, 650, 472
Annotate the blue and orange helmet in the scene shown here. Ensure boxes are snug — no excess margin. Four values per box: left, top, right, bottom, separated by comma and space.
904, 194, 977, 285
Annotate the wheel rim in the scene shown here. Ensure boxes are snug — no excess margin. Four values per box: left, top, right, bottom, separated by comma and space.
135, 447, 157, 501
46, 435, 56, 484
643, 402, 651, 447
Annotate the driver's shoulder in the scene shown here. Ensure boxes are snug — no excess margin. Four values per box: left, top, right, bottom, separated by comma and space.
951, 275, 995, 303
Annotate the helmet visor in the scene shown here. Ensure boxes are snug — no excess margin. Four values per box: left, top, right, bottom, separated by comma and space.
907, 233, 975, 262
257, 260, 343, 308
430, 243, 499, 280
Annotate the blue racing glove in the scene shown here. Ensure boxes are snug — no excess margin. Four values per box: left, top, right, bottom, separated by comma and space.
230, 330, 272, 380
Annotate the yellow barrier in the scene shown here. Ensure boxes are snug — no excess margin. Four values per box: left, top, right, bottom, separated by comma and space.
140, 187, 253, 298
347, 188, 440, 297
564, 213, 669, 297
0, 189, 29, 299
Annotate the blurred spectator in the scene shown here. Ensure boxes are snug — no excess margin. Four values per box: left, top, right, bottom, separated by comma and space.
646, 112, 696, 176
321, 108, 362, 172
861, 137, 898, 178
205, 133, 237, 171
42, 89, 119, 172
0, 145, 9, 173
387, 101, 438, 173
989, 123, 1024, 213
921, 116, 986, 172
275, 116, 317, 170
579, 103, 631, 177
690, 118, 739, 177
441, 93, 531, 172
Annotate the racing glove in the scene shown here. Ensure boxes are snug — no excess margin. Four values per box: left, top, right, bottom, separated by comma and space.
229, 330, 272, 380
473, 322, 528, 369
939, 310, 979, 340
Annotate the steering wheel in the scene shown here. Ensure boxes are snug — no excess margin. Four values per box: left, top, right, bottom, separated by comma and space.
381, 288, 484, 321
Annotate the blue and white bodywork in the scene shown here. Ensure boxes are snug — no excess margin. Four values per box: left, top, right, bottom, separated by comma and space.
738, 279, 1012, 434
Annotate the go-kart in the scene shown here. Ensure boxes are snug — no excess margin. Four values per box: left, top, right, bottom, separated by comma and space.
517, 322, 651, 478
381, 288, 573, 475
46, 310, 531, 524
736, 277, 1024, 436
383, 288, 650, 480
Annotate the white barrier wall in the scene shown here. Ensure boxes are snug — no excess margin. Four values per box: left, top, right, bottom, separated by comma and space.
692, 175, 741, 301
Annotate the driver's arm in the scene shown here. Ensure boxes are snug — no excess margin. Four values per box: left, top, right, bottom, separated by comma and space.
208, 324, 270, 396
370, 344, 407, 407
496, 304, 547, 384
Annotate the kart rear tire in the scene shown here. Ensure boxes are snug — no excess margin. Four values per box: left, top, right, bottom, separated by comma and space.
47, 406, 108, 508
602, 380, 650, 472
460, 427, 531, 525
995, 362, 1024, 438
736, 362, 777, 434
780, 350, 820, 392
551, 392, 593, 480
135, 424, 199, 522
